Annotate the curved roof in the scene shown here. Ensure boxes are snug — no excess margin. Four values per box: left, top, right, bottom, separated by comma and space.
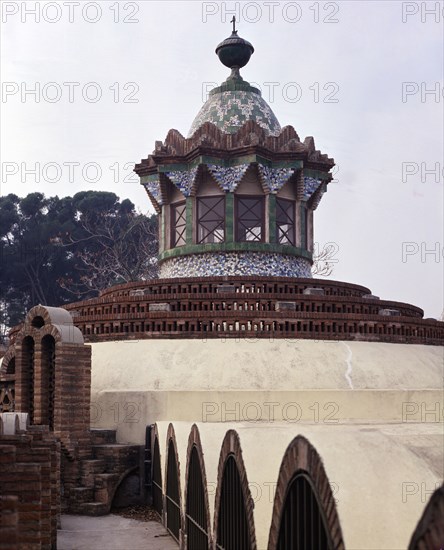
90, 339, 442, 392
188, 87, 281, 138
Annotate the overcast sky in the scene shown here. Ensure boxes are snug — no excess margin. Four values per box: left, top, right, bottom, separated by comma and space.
1, 0, 443, 318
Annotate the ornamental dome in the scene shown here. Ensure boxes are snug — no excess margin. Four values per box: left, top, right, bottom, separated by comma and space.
188, 85, 282, 138
188, 26, 281, 138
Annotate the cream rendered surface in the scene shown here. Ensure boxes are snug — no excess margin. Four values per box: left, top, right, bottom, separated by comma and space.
88, 339, 443, 548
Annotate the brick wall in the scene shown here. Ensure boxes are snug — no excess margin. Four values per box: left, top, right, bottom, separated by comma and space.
0, 426, 60, 550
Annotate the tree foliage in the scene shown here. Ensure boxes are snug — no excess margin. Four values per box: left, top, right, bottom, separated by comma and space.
0, 191, 158, 339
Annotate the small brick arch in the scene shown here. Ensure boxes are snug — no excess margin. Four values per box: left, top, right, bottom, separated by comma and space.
26, 304, 70, 328
22, 305, 83, 345
183, 424, 212, 546
213, 429, 257, 550
267, 435, 344, 550
0, 348, 16, 377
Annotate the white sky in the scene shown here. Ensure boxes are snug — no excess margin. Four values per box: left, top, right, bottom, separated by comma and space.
1, 0, 443, 318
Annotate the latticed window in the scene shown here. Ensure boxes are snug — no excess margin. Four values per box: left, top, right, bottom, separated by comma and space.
197, 196, 225, 244
171, 202, 187, 247
276, 198, 295, 245
236, 196, 264, 242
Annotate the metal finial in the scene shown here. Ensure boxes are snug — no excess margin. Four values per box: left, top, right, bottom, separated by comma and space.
231, 16, 237, 34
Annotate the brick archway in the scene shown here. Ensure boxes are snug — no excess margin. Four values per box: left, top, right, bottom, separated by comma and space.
267, 435, 344, 550
184, 424, 212, 548
213, 429, 257, 550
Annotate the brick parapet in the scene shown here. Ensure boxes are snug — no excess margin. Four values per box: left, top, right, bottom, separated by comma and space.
43, 276, 442, 346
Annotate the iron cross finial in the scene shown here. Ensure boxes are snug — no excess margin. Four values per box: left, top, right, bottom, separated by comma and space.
231, 15, 237, 33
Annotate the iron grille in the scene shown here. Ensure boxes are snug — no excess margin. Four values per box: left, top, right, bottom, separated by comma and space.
172, 202, 187, 247
277, 473, 331, 550
152, 436, 163, 516
216, 455, 250, 550
276, 198, 295, 245
236, 196, 264, 242
197, 196, 225, 244
186, 445, 209, 549
166, 440, 181, 542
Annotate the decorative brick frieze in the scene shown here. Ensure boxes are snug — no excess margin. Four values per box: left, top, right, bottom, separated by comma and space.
35, 277, 443, 346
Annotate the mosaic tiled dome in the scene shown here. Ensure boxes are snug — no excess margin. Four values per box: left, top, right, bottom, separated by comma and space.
188, 87, 281, 138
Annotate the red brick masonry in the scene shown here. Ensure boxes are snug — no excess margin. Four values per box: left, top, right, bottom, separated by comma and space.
48, 276, 443, 346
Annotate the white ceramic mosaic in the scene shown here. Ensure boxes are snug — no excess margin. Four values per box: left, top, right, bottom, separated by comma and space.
188, 90, 281, 137
143, 178, 163, 204
258, 166, 294, 193
304, 177, 322, 199
165, 167, 199, 197
160, 252, 312, 278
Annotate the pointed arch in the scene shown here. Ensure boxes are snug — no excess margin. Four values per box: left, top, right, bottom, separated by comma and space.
214, 430, 256, 550
151, 424, 163, 517
267, 435, 344, 550
165, 423, 182, 544
184, 424, 211, 549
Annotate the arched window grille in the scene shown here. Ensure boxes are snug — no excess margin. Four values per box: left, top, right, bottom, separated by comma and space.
277, 472, 331, 550
41, 335, 56, 430
152, 436, 163, 516
22, 336, 35, 424
166, 440, 181, 542
186, 445, 209, 549
216, 455, 250, 550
